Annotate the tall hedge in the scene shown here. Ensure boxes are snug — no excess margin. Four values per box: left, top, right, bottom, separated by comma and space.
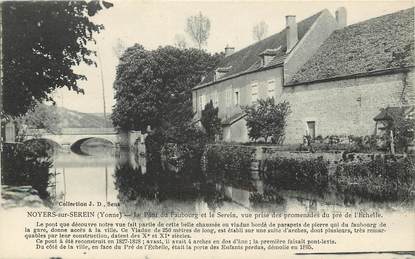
203, 145, 255, 189
333, 156, 415, 201
261, 157, 329, 194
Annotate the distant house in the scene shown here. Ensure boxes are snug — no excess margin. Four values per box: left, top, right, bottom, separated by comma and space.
192, 7, 414, 144
1, 120, 16, 143
373, 106, 415, 136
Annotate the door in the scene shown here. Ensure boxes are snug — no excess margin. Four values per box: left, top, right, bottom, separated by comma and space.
307, 121, 316, 139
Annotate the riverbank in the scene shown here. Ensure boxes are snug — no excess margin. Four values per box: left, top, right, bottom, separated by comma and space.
1, 185, 47, 209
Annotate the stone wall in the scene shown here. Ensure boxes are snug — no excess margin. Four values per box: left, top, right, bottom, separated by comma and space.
196, 69, 413, 144
118, 130, 144, 149
404, 70, 415, 104
223, 117, 249, 143
280, 70, 414, 144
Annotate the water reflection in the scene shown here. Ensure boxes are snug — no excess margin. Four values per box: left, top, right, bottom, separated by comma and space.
52, 143, 230, 213
113, 162, 229, 214
51, 142, 414, 214
53, 146, 118, 203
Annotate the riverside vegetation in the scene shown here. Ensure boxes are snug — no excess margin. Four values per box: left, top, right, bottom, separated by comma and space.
1, 142, 54, 205
136, 132, 415, 209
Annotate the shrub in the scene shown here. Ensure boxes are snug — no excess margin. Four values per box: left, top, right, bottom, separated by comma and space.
114, 164, 159, 203
243, 98, 290, 143
333, 156, 415, 202
249, 187, 285, 209
203, 144, 255, 189
314, 135, 324, 143
261, 157, 329, 194
201, 101, 222, 142
347, 135, 382, 153
144, 129, 166, 174
146, 120, 208, 174
1, 142, 52, 199
383, 114, 415, 153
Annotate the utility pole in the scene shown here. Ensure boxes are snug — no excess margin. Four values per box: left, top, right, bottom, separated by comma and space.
97, 45, 108, 128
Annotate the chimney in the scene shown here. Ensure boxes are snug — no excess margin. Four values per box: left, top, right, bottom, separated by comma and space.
285, 15, 298, 53
225, 45, 235, 57
336, 7, 347, 29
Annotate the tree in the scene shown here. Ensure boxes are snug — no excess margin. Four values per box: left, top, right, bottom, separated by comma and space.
111, 44, 223, 132
174, 34, 187, 49
186, 11, 211, 49
2, 1, 113, 117
383, 109, 415, 153
243, 98, 290, 143
201, 101, 222, 142
252, 21, 268, 41
16, 102, 61, 136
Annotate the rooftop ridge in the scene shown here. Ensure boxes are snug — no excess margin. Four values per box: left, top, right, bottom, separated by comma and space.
219, 10, 323, 62
338, 6, 414, 31
196, 9, 324, 87
289, 6, 414, 85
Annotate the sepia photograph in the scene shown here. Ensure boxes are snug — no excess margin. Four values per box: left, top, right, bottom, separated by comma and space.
0, 1, 414, 258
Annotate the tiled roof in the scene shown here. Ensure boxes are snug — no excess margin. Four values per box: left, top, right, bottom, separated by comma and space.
222, 112, 246, 125
195, 10, 323, 89
289, 7, 415, 85
373, 106, 415, 121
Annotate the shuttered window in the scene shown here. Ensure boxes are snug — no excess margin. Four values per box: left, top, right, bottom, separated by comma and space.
251, 82, 258, 104
234, 89, 240, 106
226, 88, 232, 107
267, 80, 275, 98
199, 94, 206, 111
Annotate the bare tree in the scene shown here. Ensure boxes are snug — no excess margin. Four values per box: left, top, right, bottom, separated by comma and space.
186, 11, 210, 49
174, 34, 187, 49
253, 21, 268, 41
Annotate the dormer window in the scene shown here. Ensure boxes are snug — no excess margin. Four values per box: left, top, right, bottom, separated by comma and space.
214, 66, 232, 81
258, 47, 281, 66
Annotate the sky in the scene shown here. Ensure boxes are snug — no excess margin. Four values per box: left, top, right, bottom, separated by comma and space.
54, 0, 414, 114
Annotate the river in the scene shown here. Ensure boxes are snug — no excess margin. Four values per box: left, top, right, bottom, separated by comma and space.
50, 142, 412, 215
51, 143, 244, 215
53, 149, 118, 204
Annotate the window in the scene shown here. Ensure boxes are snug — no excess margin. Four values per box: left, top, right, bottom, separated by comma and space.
251, 82, 258, 104
199, 94, 206, 112
267, 80, 275, 98
225, 88, 232, 107
263, 55, 274, 66
307, 121, 316, 139
234, 89, 240, 106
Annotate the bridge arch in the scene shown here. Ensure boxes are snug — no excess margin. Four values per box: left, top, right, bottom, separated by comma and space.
70, 137, 115, 155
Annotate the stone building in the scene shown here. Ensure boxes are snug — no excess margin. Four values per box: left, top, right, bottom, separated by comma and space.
192, 7, 414, 144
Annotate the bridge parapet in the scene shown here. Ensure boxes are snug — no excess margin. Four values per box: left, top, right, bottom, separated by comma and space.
25, 128, 144, 150
26, 128, 116, 135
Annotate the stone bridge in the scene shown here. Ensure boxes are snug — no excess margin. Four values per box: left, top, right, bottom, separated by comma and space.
25, 128, 143, 149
